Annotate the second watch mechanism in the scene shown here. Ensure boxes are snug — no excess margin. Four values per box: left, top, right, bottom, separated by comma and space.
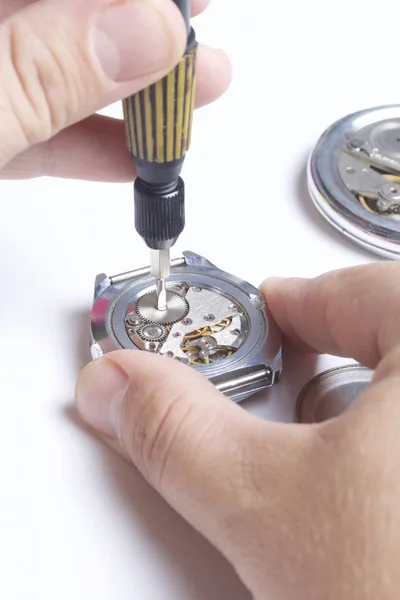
339, 119, 400, 218
308, 105, 400, 258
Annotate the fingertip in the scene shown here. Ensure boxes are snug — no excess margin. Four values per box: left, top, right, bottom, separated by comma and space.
191, 0, 212, 17
260, 264, 400, 366
260, 276, 314, 308
259, 276, 325, 354
195, 45, 232, 108
75, 355, 129, 437
260, 276, 310, 294
104, 348, 230, 408
260, 277, 300, 311
260, 277, 285, 296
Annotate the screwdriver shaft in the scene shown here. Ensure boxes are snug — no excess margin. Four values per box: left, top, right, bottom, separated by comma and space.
150, 249, 170, 311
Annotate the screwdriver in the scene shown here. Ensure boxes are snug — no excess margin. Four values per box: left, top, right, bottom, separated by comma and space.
122, 0, 197, 311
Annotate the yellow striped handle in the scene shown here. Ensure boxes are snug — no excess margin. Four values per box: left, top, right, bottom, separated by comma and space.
123, 43, 197, 164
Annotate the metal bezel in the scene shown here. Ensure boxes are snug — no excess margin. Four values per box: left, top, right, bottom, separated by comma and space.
90, 251, 282, 399
308, 105, 400, 258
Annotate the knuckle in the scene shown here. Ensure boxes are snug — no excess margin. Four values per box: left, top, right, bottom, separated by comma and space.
2, 18, 90, 145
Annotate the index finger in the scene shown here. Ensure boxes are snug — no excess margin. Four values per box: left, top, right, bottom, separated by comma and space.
260, 262, 400, 368
192, 0, 211, 16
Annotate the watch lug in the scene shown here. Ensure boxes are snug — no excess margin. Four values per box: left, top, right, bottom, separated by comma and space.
249, 293, 266, 310
182, 250, 216, 269
182, 252, 264, 303
94, 273, 111, 302
95, 273, 108, 288
90, 342, 104, 360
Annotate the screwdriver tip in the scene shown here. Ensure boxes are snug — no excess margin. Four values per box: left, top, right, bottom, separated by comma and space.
156, 278, 167, 312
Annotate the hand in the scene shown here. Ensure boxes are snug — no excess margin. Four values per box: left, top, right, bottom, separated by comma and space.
76, 262, 400, 600
0, 0, 230, 180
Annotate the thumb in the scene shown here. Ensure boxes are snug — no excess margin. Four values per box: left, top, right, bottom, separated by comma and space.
0, 0, 186, 167
75, 350, 266, 548
261, 262, 400, 368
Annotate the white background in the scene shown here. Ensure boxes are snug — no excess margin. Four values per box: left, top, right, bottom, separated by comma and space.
0, 0, 393, 598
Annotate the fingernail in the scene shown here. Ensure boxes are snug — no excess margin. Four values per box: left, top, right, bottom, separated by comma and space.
94, 0, 178, 82
260, 277, 285, 300
76, 358, 128, 437
262, 277, 285, 288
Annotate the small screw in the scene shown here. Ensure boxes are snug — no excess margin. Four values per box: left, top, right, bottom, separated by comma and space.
204, 314, 215, 321
173, 332, 181, 338
192, 287, 202, 292
148, 343, 156, 351
126, 314, 141, 326
128, 329, 134, 334
182, 318, 193, 325
165, 351, 174, 358
229, 303, 238, 312
230, 329, 240, 336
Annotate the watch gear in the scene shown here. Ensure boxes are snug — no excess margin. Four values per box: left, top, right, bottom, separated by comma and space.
135, 290, 189, 325
137, 323, 168, 342
181, 319, 236, 365
90, 251, 283, 403
183, 334, 234, 365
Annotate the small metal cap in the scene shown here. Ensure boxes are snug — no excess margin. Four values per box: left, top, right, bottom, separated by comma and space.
296, 364, 374, 424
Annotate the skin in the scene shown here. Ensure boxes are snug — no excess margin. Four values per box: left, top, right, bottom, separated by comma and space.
2, 1, 399, 598
77, 265, 400, 600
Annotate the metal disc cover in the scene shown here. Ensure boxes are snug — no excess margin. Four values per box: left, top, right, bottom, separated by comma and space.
308, 105, 400, 258
296, 364, 374, 424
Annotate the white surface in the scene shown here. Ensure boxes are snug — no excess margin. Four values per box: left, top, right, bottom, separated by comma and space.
1, 0, 394, 597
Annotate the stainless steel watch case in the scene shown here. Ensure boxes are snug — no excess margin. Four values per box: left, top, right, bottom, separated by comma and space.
90, 251, 282, 403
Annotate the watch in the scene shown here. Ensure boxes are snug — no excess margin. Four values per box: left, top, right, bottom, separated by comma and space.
90, 251, 282, 403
